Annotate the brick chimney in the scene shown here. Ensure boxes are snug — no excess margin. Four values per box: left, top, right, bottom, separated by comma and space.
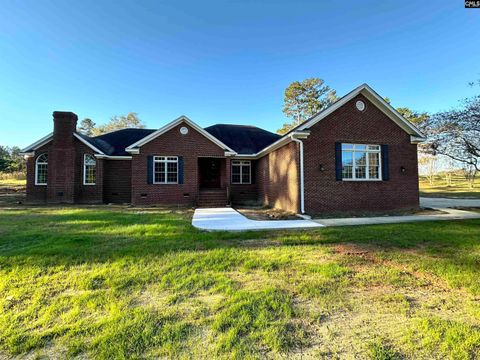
47, 111, 78, 203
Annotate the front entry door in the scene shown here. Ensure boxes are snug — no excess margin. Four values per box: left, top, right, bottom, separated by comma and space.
199, 158, 221, 188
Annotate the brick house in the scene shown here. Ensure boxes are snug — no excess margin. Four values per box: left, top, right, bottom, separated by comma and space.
21, 84, 425, 215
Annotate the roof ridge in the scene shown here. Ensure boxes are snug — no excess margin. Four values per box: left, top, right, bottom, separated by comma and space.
206, 124, 261, 128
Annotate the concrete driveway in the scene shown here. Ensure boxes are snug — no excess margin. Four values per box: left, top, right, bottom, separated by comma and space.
420, 197, 480, 209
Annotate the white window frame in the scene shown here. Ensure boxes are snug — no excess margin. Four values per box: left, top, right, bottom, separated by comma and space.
35, 153, 48, 186
341, 143, 382, 181
153, 156, 178, 184
231, 160, 251, 184
83, 154, 97, 185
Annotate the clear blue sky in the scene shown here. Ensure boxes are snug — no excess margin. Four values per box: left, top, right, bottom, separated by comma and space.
1, 0, 479, 148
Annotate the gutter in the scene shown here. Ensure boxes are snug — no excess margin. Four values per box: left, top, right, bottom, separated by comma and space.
290, 136, 305, 214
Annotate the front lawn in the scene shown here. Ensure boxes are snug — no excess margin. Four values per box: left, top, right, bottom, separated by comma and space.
1, 206, 480, 359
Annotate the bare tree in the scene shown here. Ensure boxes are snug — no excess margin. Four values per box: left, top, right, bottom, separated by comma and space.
428, 92, 480, 172
419, 154, 438, 185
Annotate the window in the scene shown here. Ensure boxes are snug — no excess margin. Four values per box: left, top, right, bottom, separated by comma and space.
83, 154, 97, 185
153, 156, 178, 184
231, 160, 251, 184
35, 153, 48, 185
341, 144, 381, 180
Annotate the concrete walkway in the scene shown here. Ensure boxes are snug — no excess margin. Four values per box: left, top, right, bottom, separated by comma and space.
192, 197, 480, 231
314, 197, 480, 227
314, 207, 480, 227
192, 207, 323, 231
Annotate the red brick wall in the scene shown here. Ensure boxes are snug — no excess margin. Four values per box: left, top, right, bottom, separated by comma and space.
131, 122, 226, 205
103, 160, 132, 203
230, 160, 259, 205
26, 143, 51, 203
74, 141, 103, 204
256, 142, 300, 213
303, 94, 420, 215
25, 139, 104, 204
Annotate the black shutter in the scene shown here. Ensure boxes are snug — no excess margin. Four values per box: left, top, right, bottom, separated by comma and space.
335, 142, 342, 181
178, 156, 184, 184
147, 156, 153, 184
381, 145, 389, 181
250, 161, 255, 184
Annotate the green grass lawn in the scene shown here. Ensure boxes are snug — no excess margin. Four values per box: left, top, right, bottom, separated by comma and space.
1, 205, 480, 359
420, 175, 480, 198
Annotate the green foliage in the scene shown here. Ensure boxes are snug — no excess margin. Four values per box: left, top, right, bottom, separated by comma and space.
77, 113, 146, 137
0, 145, 25, 173
78, 118, 96, 136
279, 77, 337, 134
92, 112, 145, 136
396, 107, 429, 126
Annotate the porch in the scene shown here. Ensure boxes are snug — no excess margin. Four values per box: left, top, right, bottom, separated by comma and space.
197, 157, 229, 207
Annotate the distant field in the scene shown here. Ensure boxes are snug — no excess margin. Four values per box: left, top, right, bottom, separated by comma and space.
0, 178, 26, 187
419, 175, 479, 198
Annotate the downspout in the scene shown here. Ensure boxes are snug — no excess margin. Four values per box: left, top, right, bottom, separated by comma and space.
291, 136, 305, 214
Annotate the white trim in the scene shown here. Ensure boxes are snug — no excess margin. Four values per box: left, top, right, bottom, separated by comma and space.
153, 156, 179, 184
291, 137, 305, 214
253, 131, 308, 159
94, 155, 132, 160
20, 133, 53, 154
231, 160, 252, 184
410, 136, 427, 144
22, 152, 35, 159
125, 116, 236, 154
73, 133, 105, 155
35, 153, 48, 186
83, 154, 97, 185
341, 143, 382, 181
297, 83, 426, 139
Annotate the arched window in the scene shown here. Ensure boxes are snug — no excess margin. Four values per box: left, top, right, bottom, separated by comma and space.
83, 154, 97, 185
35, 153, 48, 185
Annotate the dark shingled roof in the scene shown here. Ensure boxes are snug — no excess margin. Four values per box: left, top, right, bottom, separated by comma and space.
79, 128, 156, 156
204, 124, 281, 154
75, 124, 280, 156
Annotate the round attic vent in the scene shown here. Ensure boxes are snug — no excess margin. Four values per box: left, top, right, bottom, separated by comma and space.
355, 100, 366, 112
180, 126, 189, 135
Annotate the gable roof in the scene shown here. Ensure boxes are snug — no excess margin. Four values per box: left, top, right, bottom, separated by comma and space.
295, 83, 426, 138
125, 115, 236, 154
20, 132, 53, 154
80, 129, 157, 156
204, 124, 281, 155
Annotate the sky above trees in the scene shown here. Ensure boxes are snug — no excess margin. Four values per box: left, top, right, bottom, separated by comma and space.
1, 0, 479, 148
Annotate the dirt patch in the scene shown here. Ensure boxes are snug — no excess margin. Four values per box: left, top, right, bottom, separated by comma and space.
236, 206, 301, 220
334, 243, 468, 294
